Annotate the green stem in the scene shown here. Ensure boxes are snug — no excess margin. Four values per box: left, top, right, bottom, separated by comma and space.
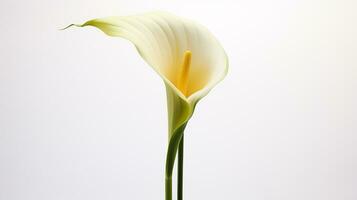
165, 124, 187, 200
165, 177, 172, 200
178, 134, 184, 200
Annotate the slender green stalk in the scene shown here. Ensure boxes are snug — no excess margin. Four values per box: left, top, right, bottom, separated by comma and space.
165, 124, 187, 200
165, 177, 172, 200
177, 135, 184, 200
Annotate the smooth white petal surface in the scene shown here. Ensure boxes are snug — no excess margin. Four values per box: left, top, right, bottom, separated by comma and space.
77, 11, 228, 105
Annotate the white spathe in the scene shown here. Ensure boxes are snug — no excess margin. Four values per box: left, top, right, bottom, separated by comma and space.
69, 11, 228, 137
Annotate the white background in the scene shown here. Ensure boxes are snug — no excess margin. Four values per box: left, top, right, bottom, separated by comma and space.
0, 0, 356, 200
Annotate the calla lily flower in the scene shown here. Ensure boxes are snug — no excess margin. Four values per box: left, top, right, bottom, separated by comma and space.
65, 11, 228, 200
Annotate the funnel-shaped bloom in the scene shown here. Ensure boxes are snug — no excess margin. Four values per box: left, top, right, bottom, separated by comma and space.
65, 11, 228, 200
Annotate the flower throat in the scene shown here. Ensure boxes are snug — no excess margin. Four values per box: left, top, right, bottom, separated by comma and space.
177, 50, 192, 97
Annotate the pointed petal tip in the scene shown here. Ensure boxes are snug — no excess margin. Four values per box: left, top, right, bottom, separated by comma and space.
59, 23, 83, 31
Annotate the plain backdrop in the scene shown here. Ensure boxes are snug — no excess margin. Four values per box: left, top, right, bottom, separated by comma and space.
0, 0, 356, 200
